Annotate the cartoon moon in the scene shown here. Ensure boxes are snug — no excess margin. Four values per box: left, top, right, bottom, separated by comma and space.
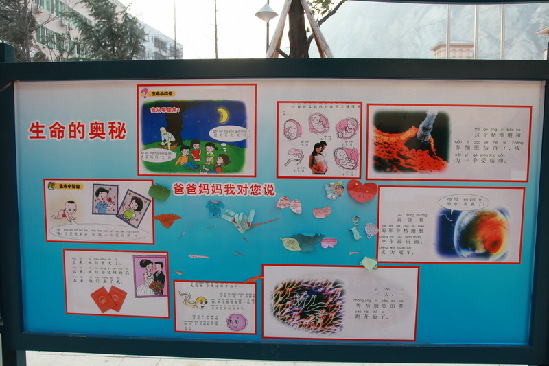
226, 313, 247, 331
281, 237, 301, 251
217, 107, 229, 124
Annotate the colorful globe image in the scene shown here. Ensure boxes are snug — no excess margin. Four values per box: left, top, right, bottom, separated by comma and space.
453, 209, 508, 260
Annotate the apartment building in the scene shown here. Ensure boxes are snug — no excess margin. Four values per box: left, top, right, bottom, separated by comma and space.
31, 0, 182, 60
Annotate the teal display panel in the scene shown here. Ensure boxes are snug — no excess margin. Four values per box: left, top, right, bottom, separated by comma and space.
2, 51, 549, 364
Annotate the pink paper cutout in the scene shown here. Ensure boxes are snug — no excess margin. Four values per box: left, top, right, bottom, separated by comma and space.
321, 237, 338, 248
313, 206, 331, 219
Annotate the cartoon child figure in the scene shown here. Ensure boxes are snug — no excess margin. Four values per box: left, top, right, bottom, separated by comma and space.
334, 147, 359, 169
190, 140, 201, 162
334, 147, 359, 170
336, 118, 359, 139
124, 196, 143, 222
160, 127, 176, 150
94, 187, 115, 214
309, 113, 329, 134
205, 154, 231, 174
283, 119, 302, 140
52, 200, 77, 223
204, 142, 218, 165
174, 145, 198, 169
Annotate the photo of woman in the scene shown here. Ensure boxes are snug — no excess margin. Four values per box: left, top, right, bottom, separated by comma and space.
309, 141, 328, 174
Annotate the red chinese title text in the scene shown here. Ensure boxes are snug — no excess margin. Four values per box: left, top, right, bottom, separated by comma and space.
172, 182, 276, 197
28, 121, 127, 140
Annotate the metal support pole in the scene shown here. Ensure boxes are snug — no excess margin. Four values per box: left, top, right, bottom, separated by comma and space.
0, 43, 26, 366
446, 4, 450, 59
474, 5, 479, 59
500, 4, 505, 60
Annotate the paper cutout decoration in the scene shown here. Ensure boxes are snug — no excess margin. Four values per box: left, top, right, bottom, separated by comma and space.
281, 237, 302, 251
222, 209, 255, 233
245, 274, 264, 283
365, 223, 379, 239
253, 217, 280, 228
360, 256, 378, 271
108, 286, 127, 312
347, 180, 378, 203
294, 233, 325, 252
148, 184, 171, 201
206, 200, 225, 218
321, 237, 338, 248
350, 215, 362, 240
174, 271, 183, 275
90, 286, 117, 313
276, 196, 302, 214
325, 181, 345, 200
189, 255, 209, 259
153, 214, 182, 228
313, 206, 332, 219
234, 251, 244, 256
351, 227, 362, 240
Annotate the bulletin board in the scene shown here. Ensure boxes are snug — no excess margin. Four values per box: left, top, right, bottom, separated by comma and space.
2, 52, 549, 364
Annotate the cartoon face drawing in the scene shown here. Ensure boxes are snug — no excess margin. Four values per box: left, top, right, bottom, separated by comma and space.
65, 202, 77, 216
195, 297, 207, 309
336, 118, 359, 139
283, 119, 302, 140
226, 313, 247, 331
334, 147, 358, 170
309, 113, 329, 134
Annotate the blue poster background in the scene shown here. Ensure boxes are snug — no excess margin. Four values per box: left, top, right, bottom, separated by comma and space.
14, 79, 543, 344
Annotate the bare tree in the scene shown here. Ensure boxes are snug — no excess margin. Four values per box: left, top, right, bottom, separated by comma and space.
286, 0, 347, 58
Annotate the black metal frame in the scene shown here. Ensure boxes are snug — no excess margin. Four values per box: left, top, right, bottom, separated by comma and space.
1, 43, 549, 365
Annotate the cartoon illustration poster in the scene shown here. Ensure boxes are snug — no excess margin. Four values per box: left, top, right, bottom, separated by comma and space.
138, 84, 257, 177
377, 186, 524, 263
277, 102, 362, 179
174, 281, 256, 334
44, 180, 154, 244
64, 250, 169, 317
263, 265, 419, 341
367, 104, 532, 182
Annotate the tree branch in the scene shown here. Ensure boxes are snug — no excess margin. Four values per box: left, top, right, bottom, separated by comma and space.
306, 0, 346, 46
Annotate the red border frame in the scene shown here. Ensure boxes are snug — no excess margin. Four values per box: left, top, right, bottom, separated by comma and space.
44, 179, 155, 244
261, 264, 420, 342
276, 101, 363, 179
376, 185, 526, 264
173, 280, 257, 335
366, 103, 533, 182
63, 249, 170, 318
136, 83, 258, 178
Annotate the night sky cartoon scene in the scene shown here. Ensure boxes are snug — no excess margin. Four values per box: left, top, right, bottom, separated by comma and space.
140, 100, 248, 174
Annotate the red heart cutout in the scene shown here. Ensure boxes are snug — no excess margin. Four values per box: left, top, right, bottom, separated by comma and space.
347, 180, 378, 203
